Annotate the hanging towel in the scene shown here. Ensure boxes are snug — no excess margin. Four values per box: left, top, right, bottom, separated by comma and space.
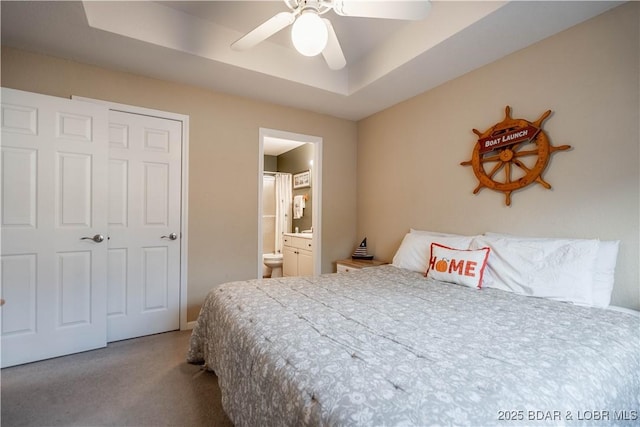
293, 195, 305, 219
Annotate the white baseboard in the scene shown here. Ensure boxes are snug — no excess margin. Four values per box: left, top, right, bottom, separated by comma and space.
183, 321, 197, 330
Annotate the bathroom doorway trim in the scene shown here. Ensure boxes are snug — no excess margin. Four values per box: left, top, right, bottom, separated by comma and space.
258, 128, 322, 278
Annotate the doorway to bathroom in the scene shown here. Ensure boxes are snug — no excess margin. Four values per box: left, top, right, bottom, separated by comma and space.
258, 128, 322, 279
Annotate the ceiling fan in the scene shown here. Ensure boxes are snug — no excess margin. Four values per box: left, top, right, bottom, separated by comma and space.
231, 0, 432, 70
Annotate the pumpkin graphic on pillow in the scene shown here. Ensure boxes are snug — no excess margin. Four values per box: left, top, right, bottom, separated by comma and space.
435, 258, 449, 273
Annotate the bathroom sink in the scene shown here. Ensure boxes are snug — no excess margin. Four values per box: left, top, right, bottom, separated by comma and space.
286, 232, 312, 238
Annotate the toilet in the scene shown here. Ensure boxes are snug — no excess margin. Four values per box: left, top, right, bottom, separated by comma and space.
263, 253, 283, 278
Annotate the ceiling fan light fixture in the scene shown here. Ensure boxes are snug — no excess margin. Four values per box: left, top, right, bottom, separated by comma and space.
291, 11, 328, 57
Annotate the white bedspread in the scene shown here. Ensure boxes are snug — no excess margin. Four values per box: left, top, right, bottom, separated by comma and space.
188, 265, 640, 426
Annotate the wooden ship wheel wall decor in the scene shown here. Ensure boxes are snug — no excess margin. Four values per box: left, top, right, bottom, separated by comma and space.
461, 106, 571, 206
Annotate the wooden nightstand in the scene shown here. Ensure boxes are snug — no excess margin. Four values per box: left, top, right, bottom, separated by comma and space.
335, 258, 387, 273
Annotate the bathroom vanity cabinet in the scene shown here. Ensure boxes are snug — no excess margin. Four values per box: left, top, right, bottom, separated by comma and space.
283, 234, 313, 277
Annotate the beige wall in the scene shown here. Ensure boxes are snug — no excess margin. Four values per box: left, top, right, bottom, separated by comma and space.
1, 47, 358, 321
357, 3, 639, 310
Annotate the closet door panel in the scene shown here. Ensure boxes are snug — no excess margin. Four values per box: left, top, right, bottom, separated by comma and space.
1, 87, 109, 368
106, 110, 182, 342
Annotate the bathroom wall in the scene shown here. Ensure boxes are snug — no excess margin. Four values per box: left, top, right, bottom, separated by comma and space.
264, 155, 277, 172
264, 147, 314, 233
279, 144, 314, 232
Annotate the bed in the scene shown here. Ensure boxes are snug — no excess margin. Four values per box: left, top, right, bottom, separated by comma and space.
187, 232, 640, 426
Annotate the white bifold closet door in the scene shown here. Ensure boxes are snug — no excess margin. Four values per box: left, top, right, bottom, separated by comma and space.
1, 89, 183, 368
1, 88, 109, 367
106, 110, 181, 342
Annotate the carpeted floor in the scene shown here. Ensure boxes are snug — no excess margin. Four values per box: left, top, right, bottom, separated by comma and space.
1, 330, 233, 426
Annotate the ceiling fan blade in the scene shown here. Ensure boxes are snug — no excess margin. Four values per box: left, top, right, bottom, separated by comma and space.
231, 12, 296, 51
322, 19, 346, 70
333, 0, 431, 20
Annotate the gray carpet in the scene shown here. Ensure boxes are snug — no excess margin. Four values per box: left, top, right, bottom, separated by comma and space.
1, 330, 233, 426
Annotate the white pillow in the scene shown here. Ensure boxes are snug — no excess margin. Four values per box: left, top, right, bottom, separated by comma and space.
484, 232, 619, 308
470, 234, 600, 306
426, 243, 490, 289
591, 240, 619, 308
392, 232, 474, 273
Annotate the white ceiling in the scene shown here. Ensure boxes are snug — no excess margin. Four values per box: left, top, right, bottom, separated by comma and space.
264, 136, 306, 156
1, 1, 623, 121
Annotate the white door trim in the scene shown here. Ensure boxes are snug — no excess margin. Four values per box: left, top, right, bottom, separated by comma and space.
72, 96, 190, 332
258, 128, 322, 278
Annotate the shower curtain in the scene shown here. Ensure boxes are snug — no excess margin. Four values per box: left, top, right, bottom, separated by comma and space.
275, 173, 292, 254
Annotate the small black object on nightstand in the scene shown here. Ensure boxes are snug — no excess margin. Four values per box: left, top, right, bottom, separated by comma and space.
352, 238, 374, 260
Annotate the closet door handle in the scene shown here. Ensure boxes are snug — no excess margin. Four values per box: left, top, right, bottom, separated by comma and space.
81, 234, 105, 243
161, 233, 178, 240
